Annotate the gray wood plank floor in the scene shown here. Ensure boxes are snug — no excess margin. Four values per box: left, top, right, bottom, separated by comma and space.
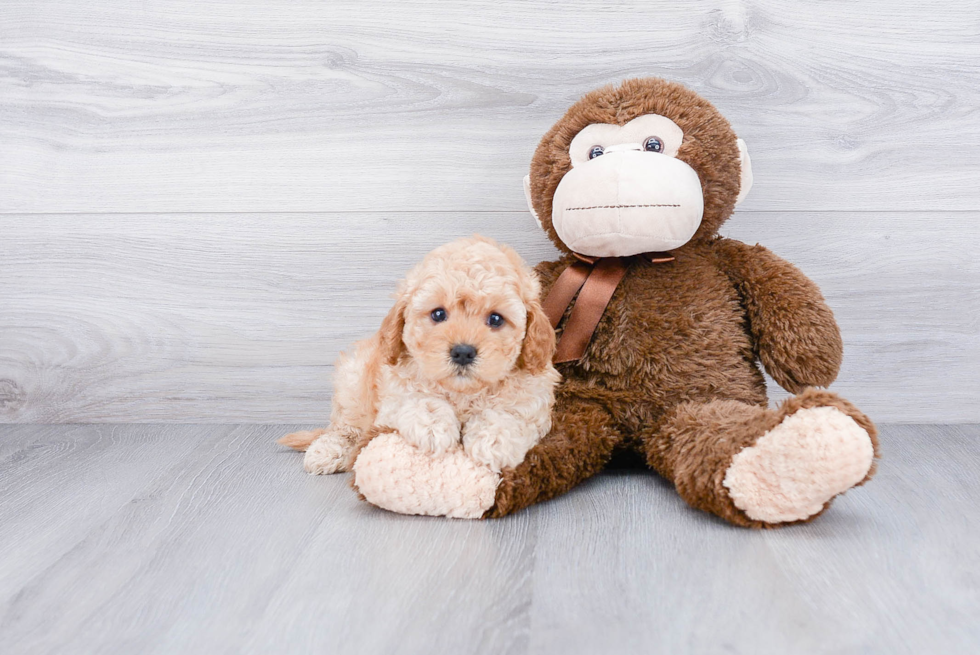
1, 424, 977, 655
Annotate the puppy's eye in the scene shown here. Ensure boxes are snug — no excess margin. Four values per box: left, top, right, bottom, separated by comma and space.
486, 312, 505, 329
430, 308, 447, 323
643, 136, 663, 153
588, 145, 604, 160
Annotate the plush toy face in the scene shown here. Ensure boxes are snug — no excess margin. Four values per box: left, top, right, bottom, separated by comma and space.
524, 78, 753, 256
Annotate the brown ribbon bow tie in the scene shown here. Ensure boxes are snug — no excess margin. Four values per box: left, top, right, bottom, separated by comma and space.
541, 252, 675, 363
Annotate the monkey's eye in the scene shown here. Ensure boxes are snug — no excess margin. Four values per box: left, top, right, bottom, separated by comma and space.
643, 136, 664, 153
588, 145, 604, 160
486, 312, 505, 329
430, 308, 448, 323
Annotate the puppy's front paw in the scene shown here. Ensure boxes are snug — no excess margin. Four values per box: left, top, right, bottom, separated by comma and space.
303, 429, 354, 475
401, 400, 461, 454
463, 411, 532, 473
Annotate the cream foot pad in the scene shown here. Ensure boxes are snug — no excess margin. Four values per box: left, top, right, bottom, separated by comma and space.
723, 407, 875, 523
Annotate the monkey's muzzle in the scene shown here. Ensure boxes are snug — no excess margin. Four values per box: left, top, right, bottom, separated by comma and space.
551, 148, 704, 257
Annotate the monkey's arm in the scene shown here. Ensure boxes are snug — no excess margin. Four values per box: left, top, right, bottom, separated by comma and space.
714, 238, 842, 393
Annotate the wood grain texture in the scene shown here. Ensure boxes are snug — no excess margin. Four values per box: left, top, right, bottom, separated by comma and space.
0, 212, 558, 423
0, 424, 224, 597
1, 423, 978, 654
2, 0, 979, 213
1, 1, 977, 423
527, 424, 980, 654
2, 212, 976, 424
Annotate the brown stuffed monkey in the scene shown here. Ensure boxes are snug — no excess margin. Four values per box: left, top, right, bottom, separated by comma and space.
352, 78, 879, 527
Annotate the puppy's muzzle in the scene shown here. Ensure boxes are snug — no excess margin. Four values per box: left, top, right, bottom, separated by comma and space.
450, 343, 478, 368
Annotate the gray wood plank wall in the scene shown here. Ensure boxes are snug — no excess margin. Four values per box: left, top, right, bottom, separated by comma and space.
2, 1, 978, 423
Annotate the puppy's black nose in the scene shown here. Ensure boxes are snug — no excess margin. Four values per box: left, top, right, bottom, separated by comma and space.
450, 344, 477, 367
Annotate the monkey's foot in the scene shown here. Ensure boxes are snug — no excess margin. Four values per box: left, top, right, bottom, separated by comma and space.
352, 432, 499, 519
723, 406, 875, 523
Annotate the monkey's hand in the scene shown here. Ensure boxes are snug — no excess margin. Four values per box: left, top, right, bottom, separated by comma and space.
714, 238, 843, 393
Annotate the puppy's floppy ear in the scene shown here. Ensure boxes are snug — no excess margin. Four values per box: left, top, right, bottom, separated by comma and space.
519, 295, 556, 374
494, 241, 555, 373
376, 289, 408, 366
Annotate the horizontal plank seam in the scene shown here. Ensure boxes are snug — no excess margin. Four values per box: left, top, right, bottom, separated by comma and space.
1, 210, 977, 216
2, 422, 972, 428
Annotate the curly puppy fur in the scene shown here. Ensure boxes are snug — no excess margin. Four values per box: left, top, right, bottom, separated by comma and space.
487, 78, 879, 526
279, 236, 560, 476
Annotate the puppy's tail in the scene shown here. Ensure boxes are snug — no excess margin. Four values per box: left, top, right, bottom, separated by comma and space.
277, 429, 327, 452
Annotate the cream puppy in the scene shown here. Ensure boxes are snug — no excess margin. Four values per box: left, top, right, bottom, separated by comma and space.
279, 236, 559, 475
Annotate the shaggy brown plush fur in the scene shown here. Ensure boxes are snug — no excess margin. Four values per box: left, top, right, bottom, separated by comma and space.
486, 78, 879, 526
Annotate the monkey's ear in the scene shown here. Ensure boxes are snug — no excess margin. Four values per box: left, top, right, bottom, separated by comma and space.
736, 138, 753, 205
523, 174, 545, 230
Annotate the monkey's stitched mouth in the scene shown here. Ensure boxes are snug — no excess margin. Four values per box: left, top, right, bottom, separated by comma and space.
566, 203, 681, 211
